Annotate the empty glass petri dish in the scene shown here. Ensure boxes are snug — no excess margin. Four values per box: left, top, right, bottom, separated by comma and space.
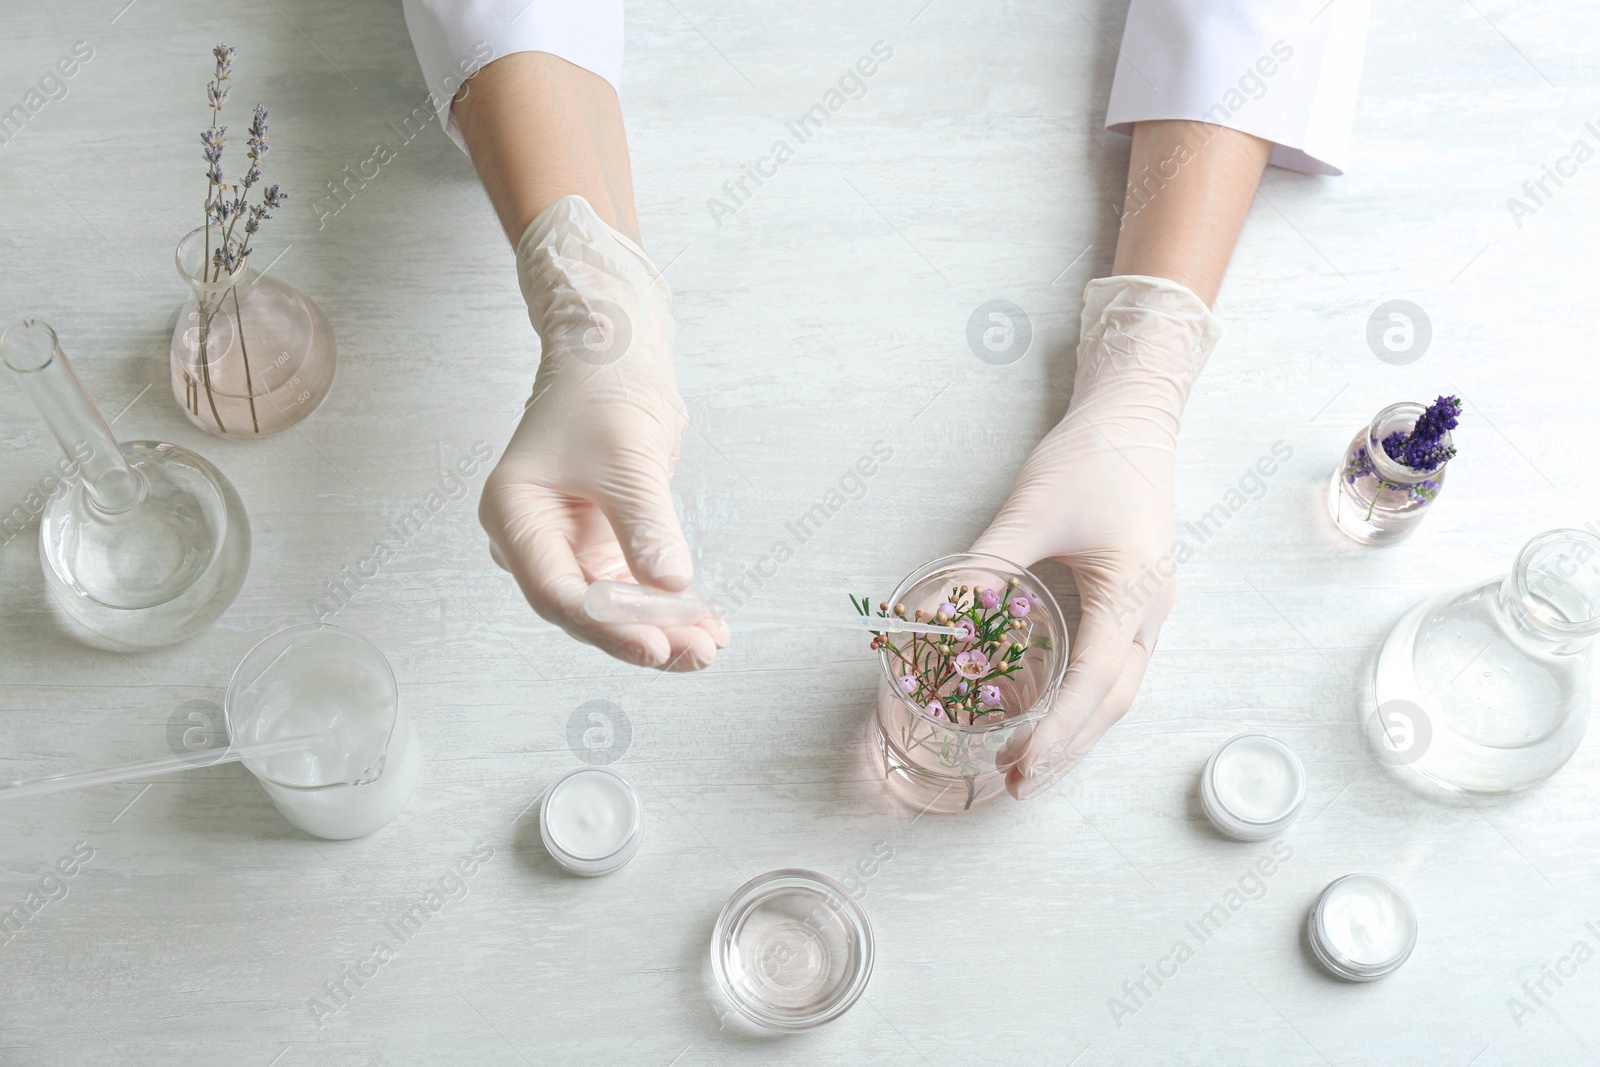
710, 869, 874, 1030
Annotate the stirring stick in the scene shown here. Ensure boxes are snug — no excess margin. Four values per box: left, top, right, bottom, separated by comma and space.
0, 734, 322, 802
583, 580, 965, 637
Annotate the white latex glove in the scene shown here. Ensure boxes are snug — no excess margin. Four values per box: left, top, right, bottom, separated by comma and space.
480, 195, 727, 670
972, 275, 1220, 798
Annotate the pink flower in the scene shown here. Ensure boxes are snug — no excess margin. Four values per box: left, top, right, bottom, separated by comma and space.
953, 649, 989, 678
936, 601, 958, 618
957, 680, 969, 695
924, 701, 946, 721
1007, 596, 1031, 617
952, 618, 976, 642
978, 588, 1000, 609
897, 675, 917, 694
979, 684, 1001, 707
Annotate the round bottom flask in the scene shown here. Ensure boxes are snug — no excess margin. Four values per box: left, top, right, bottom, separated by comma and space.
40, 441, 249, 650
4, 321, 250, 650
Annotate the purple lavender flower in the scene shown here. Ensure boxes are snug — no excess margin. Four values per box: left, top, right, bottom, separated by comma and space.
979, 684, 1001, 707
262, 184, 287, 208
1382, 395, 1461, 473
1343, 444, 1375, 485
978, 588, 1000, 609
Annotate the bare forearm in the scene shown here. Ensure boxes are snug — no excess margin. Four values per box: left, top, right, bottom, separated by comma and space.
453, 50, 639, 246
1111, 120, 1272, 308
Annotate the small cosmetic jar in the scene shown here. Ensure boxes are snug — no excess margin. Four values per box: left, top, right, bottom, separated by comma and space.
1200, 733, 1307, 841
1308, 873, 1418, 981
710, 869, 874, 1031
539, 767, 643, 876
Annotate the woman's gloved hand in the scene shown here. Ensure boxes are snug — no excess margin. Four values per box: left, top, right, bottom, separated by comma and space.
972, 275, 1220, 797
480, 195, 727, 670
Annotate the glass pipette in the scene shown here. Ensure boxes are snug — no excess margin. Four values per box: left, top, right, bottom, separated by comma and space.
583, 580, 965, 637
0, 734, 322, 802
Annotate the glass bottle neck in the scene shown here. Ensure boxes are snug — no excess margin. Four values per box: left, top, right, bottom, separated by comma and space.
1, 320, 145, 515
176, 225, 259, 313
1494, 530, 1600, 652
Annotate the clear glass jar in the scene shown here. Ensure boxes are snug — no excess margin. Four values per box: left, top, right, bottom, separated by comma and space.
1372, 529, 1600, 794
872, 553, 1068, 813
1328, 402, 1450, 545
170, 225, 337, 437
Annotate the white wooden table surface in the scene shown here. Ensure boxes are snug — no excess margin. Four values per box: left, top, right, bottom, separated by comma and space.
3, 1, 1599, 1064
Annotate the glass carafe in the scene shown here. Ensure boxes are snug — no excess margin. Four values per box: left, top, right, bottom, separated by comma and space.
1372, 529, 1600, 793
169, 225, 336, 437
2, 320, 250, 650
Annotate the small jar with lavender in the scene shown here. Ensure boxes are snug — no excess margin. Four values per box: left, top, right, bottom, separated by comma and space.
1328, 396, 1460, 546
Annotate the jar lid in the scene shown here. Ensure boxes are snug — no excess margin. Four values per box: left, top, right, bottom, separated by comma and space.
710, 869, 874, 1030
1308, 873, 1418, 981
1200, 733, 1307, 841
539, 767, 642, 876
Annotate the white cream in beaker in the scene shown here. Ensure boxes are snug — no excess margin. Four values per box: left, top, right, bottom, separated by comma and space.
228, 625, 421, 840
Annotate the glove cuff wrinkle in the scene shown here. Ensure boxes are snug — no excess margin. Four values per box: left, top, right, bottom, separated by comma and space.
514, 194, 675, 375
1075, 275, 1221, 406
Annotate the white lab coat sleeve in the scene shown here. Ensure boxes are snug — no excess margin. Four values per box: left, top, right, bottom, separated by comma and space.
1105, 0, 1370, 175
402, 0, 624, 153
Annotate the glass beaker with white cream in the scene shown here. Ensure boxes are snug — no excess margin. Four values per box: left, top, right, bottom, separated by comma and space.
225, 624, 422, 839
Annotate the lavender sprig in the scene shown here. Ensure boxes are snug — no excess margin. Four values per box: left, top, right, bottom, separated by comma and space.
198, 45, 287, 281
191, 43, 287, 436
1382, 395, 1461, 473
